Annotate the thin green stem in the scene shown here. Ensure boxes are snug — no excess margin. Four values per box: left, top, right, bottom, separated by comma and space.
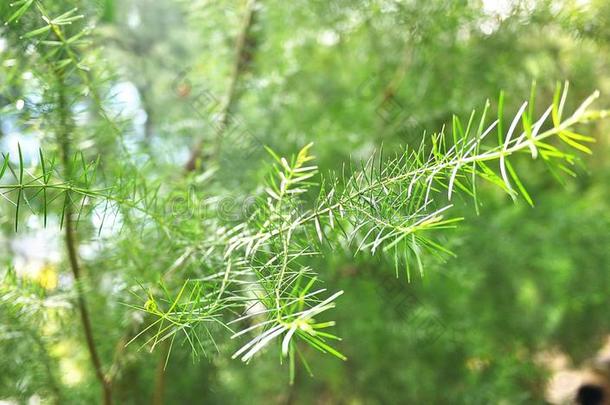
54, 63, 112, 405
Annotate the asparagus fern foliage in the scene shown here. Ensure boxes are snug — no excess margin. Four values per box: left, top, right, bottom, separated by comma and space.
1, 0, 609, 382
120, 84, 607, 372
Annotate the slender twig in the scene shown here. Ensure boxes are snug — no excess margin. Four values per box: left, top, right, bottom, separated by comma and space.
6, 4, 115, 402
55, 65, 112, 405
185, 0, 258, 171
152, 340, 171, 405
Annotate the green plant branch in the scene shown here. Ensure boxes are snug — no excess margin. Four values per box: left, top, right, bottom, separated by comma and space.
4, 0, 610, 378
228, 89, 606, 256
51, 26, 113, 403
185, 0, 259, 171
208, 86, 607, 363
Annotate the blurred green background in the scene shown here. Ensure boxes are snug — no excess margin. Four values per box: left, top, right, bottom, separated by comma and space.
1, 0, 610, 404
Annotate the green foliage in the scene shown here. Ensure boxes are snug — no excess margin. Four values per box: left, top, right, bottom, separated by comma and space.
1, 0, 610, 404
